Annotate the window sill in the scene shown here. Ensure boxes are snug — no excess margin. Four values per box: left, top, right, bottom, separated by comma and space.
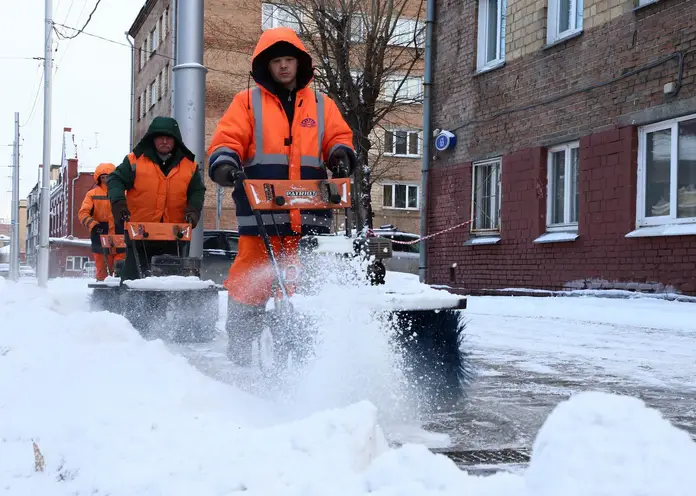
382, 207, 420, 212
464, 235, 501, 246
543, 30, 583, 50
534, 231, 579, 244
474, 60, 505, 76
383, 154, 422, 159
625, 223, 696, 238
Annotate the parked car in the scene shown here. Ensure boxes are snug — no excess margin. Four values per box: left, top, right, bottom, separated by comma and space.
369, 225, 420, 275
201, 229, 239, 284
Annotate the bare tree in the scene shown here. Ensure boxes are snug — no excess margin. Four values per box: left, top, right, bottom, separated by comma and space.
206, 0, 425, 231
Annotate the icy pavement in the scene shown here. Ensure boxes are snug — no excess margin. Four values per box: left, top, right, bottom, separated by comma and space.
423, 293, 696, 453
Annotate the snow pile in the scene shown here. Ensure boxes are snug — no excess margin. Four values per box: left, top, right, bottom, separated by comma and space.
123, 275, 217, 290
526, 391, 696, 496
2, 278, 696, 494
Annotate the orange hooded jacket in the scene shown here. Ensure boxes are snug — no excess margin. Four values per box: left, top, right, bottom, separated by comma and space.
207, 27, 355, 237
78, 163, 118, 253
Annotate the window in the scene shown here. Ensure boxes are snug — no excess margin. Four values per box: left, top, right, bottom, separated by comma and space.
383, 76, 423, 102
477, 0, 506, 71
139, 90, 146, 119
389, 18, 425, 47
137, 94, 142, 121
162, 7, 169, 38
383, 184, 419, 210
547, 142, 579, 230
350, 15, 366, 42
384, 130, 420, 157
262, 3, 302, 31
471, 158, 501, 232
150, 80, 158, 106
151, 24, 159, 52
65, 256, 89, 271
139, 41, 146, 69
162, 64, 169, 96
637, 114, 696, 226
547, 0, 583, 44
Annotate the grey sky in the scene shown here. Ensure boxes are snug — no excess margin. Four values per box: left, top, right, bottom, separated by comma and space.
0, 0, 144, 219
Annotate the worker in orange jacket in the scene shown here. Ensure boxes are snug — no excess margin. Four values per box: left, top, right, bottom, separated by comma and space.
208, 27, 357, 365
78, 163, 125, 281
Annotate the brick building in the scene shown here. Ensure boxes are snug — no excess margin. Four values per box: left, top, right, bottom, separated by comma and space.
25, 128, 95, 277
427, 0, 696, 294
127, 0, 426, 234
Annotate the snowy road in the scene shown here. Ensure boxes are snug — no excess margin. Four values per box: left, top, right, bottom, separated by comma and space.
423, 295, 696, 451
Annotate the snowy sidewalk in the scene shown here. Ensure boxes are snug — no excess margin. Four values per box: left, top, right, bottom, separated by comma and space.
430, 294, 696, 451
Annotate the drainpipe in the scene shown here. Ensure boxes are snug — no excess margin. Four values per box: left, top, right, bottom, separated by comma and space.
171, 0, 178, 115
419, 0, 435, 284
125, 32, 135, 150
71, 175, 78, 235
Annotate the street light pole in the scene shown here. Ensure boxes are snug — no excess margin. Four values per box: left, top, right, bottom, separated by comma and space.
38, 0, 53, 287
10, 112, 21, 281
172, 0, 207, 257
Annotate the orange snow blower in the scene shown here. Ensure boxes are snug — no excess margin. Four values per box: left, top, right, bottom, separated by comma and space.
89, 221, 220, 343
98, 233, 126, 278
236, 171, 472, 411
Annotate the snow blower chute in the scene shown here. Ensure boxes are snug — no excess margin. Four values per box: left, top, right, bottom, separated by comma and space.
89, 221, 220, 343
237, 173, 472, 410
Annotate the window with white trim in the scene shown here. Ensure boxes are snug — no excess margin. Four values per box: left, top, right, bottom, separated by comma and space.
382, 76, 423, 102
384, 129, 421, 157
383, 183, 419, 210
471, 158, 502, 232
547, 142, 579, 230
547, 0, 583, 44
389, 18, 425, 47
477, 0, 506, 71
146, 32, 153, 59
637, 114, 696, 226
262, 3, 302, 31
151, 23, 159, 52
139, 41, 146, 70
162, 7, 169, 38
150, 80, 158, 107
139, 90, 146, 119
65, 256, 90, 271
350, 15, 366, 42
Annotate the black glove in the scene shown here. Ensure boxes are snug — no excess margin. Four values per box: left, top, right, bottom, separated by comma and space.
210, 154, 242, 187
328, 148, 354, 178
184, 207, 200, 228
111, 200, 130, 223
91, 225, 103, 235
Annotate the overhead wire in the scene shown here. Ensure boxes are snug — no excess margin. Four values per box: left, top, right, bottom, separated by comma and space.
53, 0, 103, 40
52, 21, 250, 78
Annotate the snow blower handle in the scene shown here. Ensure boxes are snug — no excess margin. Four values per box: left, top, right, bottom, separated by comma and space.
236, 171, 292, 302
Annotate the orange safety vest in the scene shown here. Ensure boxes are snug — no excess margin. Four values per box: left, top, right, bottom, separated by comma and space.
125, 152, 196, 223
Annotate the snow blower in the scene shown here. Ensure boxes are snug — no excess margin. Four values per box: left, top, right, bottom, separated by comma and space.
237, 172, 472, 411
89, 221, 220, 343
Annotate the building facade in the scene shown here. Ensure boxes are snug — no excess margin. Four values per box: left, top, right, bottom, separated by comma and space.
25, 129, 95, 277
127, 0, 426, 235
427, 0, 696, 294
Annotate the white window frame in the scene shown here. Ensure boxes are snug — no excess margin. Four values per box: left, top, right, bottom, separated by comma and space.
262, 3, 303, 31
547, 0, 583, 44
471, 158, 502, 233
637, 113, 696, 227
382, 183, 420, 210
150, 80, 158, 107
546, 141, 580, 231
388, 18, 425, 47
65, 256, 89, 271
382, 75, 423, 102
139, 41, 146, 70
162, 7, 169, 38
383, 129, 421, 158
139, 90, 146, 119
477, 0, 506, 71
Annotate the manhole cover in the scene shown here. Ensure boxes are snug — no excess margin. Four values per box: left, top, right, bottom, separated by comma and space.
433, 447, 531, 466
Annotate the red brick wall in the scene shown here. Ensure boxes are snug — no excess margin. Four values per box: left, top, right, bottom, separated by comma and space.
49, 245, 93, 278
427, 127, 696, 294
71, 174, 100, 239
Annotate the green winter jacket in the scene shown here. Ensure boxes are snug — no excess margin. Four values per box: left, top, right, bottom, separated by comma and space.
107, 116, 206, 212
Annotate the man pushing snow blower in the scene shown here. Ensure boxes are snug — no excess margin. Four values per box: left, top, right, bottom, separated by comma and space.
78, 163, 125, 281
208, 27, 357, 366
108, 116, 206, 281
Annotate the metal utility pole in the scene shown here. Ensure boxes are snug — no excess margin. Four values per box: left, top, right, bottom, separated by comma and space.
38, 0, 53, 287
10, 112, 21, 281
216, 185, 222, 230
172, 0, 207, 258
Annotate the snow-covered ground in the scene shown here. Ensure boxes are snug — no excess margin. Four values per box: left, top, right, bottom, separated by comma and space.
427, 291, 696, 451
2, 274, 696, 494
